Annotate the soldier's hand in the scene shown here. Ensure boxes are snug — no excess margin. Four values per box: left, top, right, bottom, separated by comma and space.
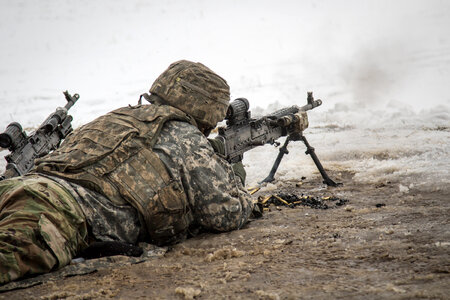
232, 161, 246, 186
208, 138, 246, 185
208, 137, 225, 156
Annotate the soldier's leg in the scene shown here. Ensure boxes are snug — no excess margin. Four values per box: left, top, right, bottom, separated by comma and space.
0, 175, 88, 284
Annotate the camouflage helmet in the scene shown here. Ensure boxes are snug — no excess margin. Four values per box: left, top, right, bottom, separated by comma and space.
150, 60, 230, 129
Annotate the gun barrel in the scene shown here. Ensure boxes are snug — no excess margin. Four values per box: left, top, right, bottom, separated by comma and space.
268, 105, 300, 119
299, 99, 322, 111
63, 91, 79, 110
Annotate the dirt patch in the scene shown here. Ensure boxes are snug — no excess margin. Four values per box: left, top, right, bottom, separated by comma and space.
1, 171, 449, 299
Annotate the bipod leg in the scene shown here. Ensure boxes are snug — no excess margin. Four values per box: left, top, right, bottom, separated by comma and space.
301, 135, 342, 187
260, 136, 292, 183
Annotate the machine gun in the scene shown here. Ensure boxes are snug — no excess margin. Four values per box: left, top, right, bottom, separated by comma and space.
0, 91, 79, 180
215, 92, 340, 186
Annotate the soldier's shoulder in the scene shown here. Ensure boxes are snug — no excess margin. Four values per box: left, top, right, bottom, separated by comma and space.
155, 120, 210, 163
162, 120, 204, 141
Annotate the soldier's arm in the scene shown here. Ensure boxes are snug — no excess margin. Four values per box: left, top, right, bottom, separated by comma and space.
208, 137, 246, 185
154, 121, 254, 233
185, 134, 254, 232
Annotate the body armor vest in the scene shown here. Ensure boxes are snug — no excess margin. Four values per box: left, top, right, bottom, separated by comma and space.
34, 104, 197, 245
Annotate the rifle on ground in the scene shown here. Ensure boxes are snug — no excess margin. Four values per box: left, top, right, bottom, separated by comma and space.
0, 91, 79, 180
214, 92, 340, 186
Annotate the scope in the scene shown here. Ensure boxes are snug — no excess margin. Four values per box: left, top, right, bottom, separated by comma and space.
226, 98, 249, 122
0, 122, 26, 150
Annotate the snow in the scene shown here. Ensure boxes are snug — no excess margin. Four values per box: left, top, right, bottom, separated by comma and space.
1, 0, 449, 191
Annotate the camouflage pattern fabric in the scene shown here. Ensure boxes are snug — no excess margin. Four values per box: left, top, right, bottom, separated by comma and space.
33, 103, 197, 206
33, 103, 253, 246
33, 103, 197, 246
150, 60, 230, 129
153, 120, 254, 232
0, 175, 88, 284
208, 137, 246, 185
0, 109, 254, 285
47, 175, 145, 244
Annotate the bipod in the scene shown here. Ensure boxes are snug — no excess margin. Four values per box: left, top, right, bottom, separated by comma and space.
260, 135, 294, 183
300, 134, 341, 187
260, 133, 341, 187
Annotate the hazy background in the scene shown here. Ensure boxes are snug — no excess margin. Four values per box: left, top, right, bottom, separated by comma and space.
1, 0, 449, 123
0, 0, 449, 190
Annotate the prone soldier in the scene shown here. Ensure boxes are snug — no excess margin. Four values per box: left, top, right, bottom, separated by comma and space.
0, 60, 254, 284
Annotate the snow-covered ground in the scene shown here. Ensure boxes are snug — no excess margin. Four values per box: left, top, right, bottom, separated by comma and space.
1, 0, 449, 192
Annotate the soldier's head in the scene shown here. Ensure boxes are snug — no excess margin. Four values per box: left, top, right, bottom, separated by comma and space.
149, 60, 230, 135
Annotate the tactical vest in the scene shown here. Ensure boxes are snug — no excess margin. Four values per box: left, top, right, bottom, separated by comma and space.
34, 104, 197, 245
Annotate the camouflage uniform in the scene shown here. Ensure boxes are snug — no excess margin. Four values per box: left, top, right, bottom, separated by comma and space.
0, 175, 88, 283
0, 60, 254, 284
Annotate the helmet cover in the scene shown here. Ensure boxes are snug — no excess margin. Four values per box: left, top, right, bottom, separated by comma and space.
150, 60, 230, 128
